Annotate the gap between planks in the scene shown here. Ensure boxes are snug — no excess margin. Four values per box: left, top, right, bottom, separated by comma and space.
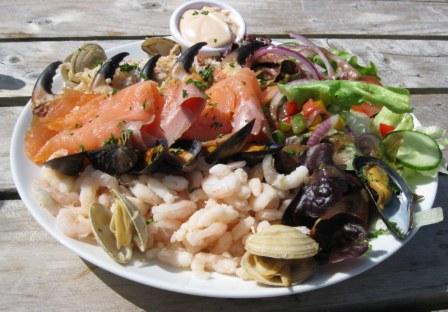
2, 34, 448, 43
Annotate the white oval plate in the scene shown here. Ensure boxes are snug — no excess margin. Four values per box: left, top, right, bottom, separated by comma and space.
10, 41, 438, 298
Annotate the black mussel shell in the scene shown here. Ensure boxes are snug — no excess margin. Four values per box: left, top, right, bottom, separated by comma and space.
233, 143, 282, 166
205, 119, 255, 163
304, 143, 334, 173
282, 164, 362, 227
87, 144, 142, 175
353, 156, 414, 240
136, 140, 202, 174
311, 192, 370, 264
274, 144, 306, 174
44, 152, 87, 176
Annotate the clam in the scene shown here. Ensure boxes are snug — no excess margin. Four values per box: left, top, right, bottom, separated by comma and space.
245, 224, 319, 259
89, 189, 148, 264
90, 203, 133, 264
241, 252, 315, 287
141, 37, 178, 56
111, 189, 148, 252
61, 43, 107, 83
353, 156, 414, 239
242, 225, 318, 286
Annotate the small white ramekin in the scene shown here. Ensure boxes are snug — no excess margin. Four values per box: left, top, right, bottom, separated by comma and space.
169, 0, 246, 55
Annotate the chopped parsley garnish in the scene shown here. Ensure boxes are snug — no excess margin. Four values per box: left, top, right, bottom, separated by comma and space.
112, 88, 118, 95
211, 121, 223, 129
192, 11, 199, 16
208, 101, 218, 108
104, 134, 118, 145
186, 78, 208, 90
182, 89, 188, 98
199, 66, 214, 82
145, 218, 154, 225
119, 63, 138, 72
213, 38, 218, 43
229, 62, 235, 68
367, 228, 389, 240
201, 10, 209, 15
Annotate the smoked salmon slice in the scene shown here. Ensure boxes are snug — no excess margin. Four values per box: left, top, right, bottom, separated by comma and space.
26, 81, 163, 164
182, 68, 266, 141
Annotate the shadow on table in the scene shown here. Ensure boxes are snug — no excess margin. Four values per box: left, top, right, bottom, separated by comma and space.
84, 176, 448, 312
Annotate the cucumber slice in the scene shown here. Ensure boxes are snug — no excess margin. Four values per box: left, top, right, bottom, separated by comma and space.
383, 130, 442, 170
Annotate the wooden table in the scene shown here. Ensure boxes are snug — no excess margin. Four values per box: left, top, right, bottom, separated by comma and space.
2, 1, 448, 310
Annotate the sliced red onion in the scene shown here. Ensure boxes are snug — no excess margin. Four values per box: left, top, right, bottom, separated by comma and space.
289, 33, 335, 79
253, 46, 322, 80
307, 114, 339, 146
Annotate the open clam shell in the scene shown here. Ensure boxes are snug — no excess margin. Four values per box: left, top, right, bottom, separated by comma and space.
141, 37, 178, 56
89, 203, 133, 264
241, 252, 316, 287
353, 156, 414, 239
111, 189, 148, 252
245, 224, 319, 259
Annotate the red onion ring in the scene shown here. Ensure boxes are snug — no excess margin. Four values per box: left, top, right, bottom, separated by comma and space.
307, 114, 339, 146
289, 33, 335, 79
253, 45, 322, 80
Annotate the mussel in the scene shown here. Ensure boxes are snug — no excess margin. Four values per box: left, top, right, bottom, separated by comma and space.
205, 120, 255, 163
135, 139, 202, 174
44, 144, 143, 176
88, 144, 143, 175
353, 156, 414, 240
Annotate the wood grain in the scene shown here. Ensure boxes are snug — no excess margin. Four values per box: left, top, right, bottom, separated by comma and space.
3, 94, 448, 194
1, 38, 448, 99
2, 0, 448, 39
1, 175, 447, 311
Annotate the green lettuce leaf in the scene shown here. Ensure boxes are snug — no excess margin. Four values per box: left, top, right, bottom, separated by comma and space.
278, 80, 411, 114
373, 107, 414, 131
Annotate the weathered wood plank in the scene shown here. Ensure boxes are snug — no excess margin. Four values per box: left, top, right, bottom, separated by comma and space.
1, 39, 448, 99
1, 175, 447, 311
2, 94, 448, 193
2, 0, 448, 39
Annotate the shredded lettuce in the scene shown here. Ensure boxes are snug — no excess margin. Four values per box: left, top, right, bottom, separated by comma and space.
279, 80, 411, 114
416, 126, 448, 150
372, 106, 413, 131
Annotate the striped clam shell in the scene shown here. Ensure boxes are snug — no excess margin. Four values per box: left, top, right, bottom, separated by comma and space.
245, 225, 319, 259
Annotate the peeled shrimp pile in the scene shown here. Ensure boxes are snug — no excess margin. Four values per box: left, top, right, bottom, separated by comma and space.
35, 155, 309, 277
